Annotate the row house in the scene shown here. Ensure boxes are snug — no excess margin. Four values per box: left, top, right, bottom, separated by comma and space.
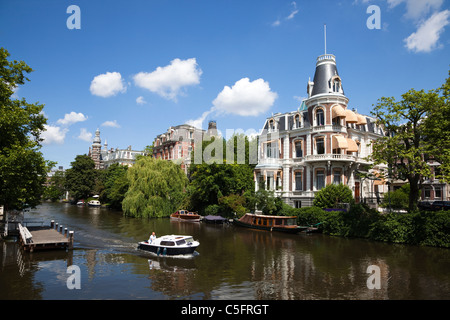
152, 123, 206, 174
254, 53, 387, 208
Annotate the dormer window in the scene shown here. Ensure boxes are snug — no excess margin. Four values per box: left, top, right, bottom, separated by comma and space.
329, 75, 342, 93
293, 113, 301, 129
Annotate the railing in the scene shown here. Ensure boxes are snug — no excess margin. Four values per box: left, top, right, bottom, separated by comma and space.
305, 154, 356, 162
317, 54, 336, 62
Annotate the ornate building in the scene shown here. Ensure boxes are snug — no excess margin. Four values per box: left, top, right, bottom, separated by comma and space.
152, 123, 208, 174
88, 129, 146, 169
254, 53, 387, 208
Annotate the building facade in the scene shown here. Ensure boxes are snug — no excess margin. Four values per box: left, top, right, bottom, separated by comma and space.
254, 53, 387, 208
152, 124, 205, 174
88, 128, 146, 169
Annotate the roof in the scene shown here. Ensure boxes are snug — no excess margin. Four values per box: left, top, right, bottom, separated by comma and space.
310, 54, 344, 97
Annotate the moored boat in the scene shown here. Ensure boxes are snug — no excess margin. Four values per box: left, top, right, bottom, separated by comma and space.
233, 213, 308, 234
202, 215, 228, 224
137, 235, 200, 256
88, 200, 101, 207
170, 210, 201, 222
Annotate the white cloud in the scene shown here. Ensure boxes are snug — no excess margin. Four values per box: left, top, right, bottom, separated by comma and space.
387, 0, 443, 21
90, 72, 126, 97
136, 96, 146, 105
185, 110, 213, 129
101, 120, 120, 128
286, 2, 299, 20
272, 1, 299, 26
78, 128, 93, 142
133, 58, 202, 101
404, 10, 450, 52
212, 78, 278, 116
41, 125, 68, 145
56, 111, 88, 125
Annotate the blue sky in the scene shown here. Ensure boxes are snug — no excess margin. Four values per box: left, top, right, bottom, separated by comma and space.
1, 0, 449, 169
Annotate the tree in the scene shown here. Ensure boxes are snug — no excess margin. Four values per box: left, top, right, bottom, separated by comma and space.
382, 184, 409, 211
0, 48, 49, 210
43, 170, 66, 202
187, 133, 255, 214
101, 163, 128, 209
64, 155, 97, 201
122, 157, 188, 218
313, 184, 354, 209
422, 70, 450, 183
369, 85, 444, 212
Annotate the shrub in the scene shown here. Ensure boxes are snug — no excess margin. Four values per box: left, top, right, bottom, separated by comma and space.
313, 184, 354, 209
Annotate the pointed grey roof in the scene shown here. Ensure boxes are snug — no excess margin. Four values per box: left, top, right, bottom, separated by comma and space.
310, 54, 344, 97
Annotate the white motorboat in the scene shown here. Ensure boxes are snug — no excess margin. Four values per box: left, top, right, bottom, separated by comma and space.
88, 200, 101, 207
137, 235, 200, 256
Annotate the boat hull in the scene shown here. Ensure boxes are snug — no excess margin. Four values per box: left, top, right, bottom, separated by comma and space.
233, 219, 306, 234
170, 213, 201, 222
138, 241, 199, 255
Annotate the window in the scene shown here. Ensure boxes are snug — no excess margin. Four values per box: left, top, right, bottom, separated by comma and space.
295, 140, 303, 158
295, 171, 302, 191
294, 201, 302, 208
424, 187, 431, 199
316, 109, 325, 126
435, 187, 442, 199
333, 171, 341, 185
316, 137, 325, 154
265, 141, 278, 159
294, 114, 300, 128
316, 170, 325, 190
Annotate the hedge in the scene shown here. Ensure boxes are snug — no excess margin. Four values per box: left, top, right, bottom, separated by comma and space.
290, 204, 449, 248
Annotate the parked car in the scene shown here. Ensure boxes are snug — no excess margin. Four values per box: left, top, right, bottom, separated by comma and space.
429, 201, 450, 211
418, 201, 433, 211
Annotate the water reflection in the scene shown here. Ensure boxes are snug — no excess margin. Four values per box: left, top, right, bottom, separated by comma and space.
0, 202, 449, 300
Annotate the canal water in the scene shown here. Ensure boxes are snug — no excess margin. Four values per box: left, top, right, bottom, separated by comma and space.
0, 202, 449, 300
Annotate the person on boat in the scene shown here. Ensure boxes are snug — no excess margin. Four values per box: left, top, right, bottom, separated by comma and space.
149, 232, 156, 243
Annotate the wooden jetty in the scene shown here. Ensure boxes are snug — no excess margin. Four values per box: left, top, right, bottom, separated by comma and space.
18, 220, 74, 252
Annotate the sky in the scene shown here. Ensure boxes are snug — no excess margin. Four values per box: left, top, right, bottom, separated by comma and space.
1, 0, 449, 169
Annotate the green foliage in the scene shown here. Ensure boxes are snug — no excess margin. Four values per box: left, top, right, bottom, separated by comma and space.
290, 206, 327, 227
316, 204, 449, 248
122, 157, 188, 218
369, 72, 450, 211
100, 163, 129, 209
187, 133, 255, 214
382, 184, 409, 210
0, 47, 49, 210
313, 184, 354, 209
218, 194, 247, 217
64, 155, 97, 201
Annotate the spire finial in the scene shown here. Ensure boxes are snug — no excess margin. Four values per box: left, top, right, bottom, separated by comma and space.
324, 24, 327, 55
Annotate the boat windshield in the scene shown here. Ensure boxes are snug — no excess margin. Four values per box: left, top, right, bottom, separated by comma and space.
285, 218, 297, 226
184, 237, 194, 244
176, 239, 186, 246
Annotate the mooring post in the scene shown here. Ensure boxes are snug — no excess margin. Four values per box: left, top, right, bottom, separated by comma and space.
69, 231, 74, 250
55, 222, 58, 231
51, 220, 55, 228
64, 228, 68, 236
59, 225, 63, 233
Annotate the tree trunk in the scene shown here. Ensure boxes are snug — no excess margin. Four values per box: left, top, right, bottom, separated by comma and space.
408, 175, 420, 212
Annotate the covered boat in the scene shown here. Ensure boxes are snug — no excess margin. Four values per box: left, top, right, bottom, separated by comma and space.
170, 210, 201, 222
233, 213, 307, 234
202, 215, 228, 224
88, 200, 101, 207
137, 235, 200, 256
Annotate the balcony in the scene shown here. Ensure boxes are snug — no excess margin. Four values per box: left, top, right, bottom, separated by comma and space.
304, 154, 356, 162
